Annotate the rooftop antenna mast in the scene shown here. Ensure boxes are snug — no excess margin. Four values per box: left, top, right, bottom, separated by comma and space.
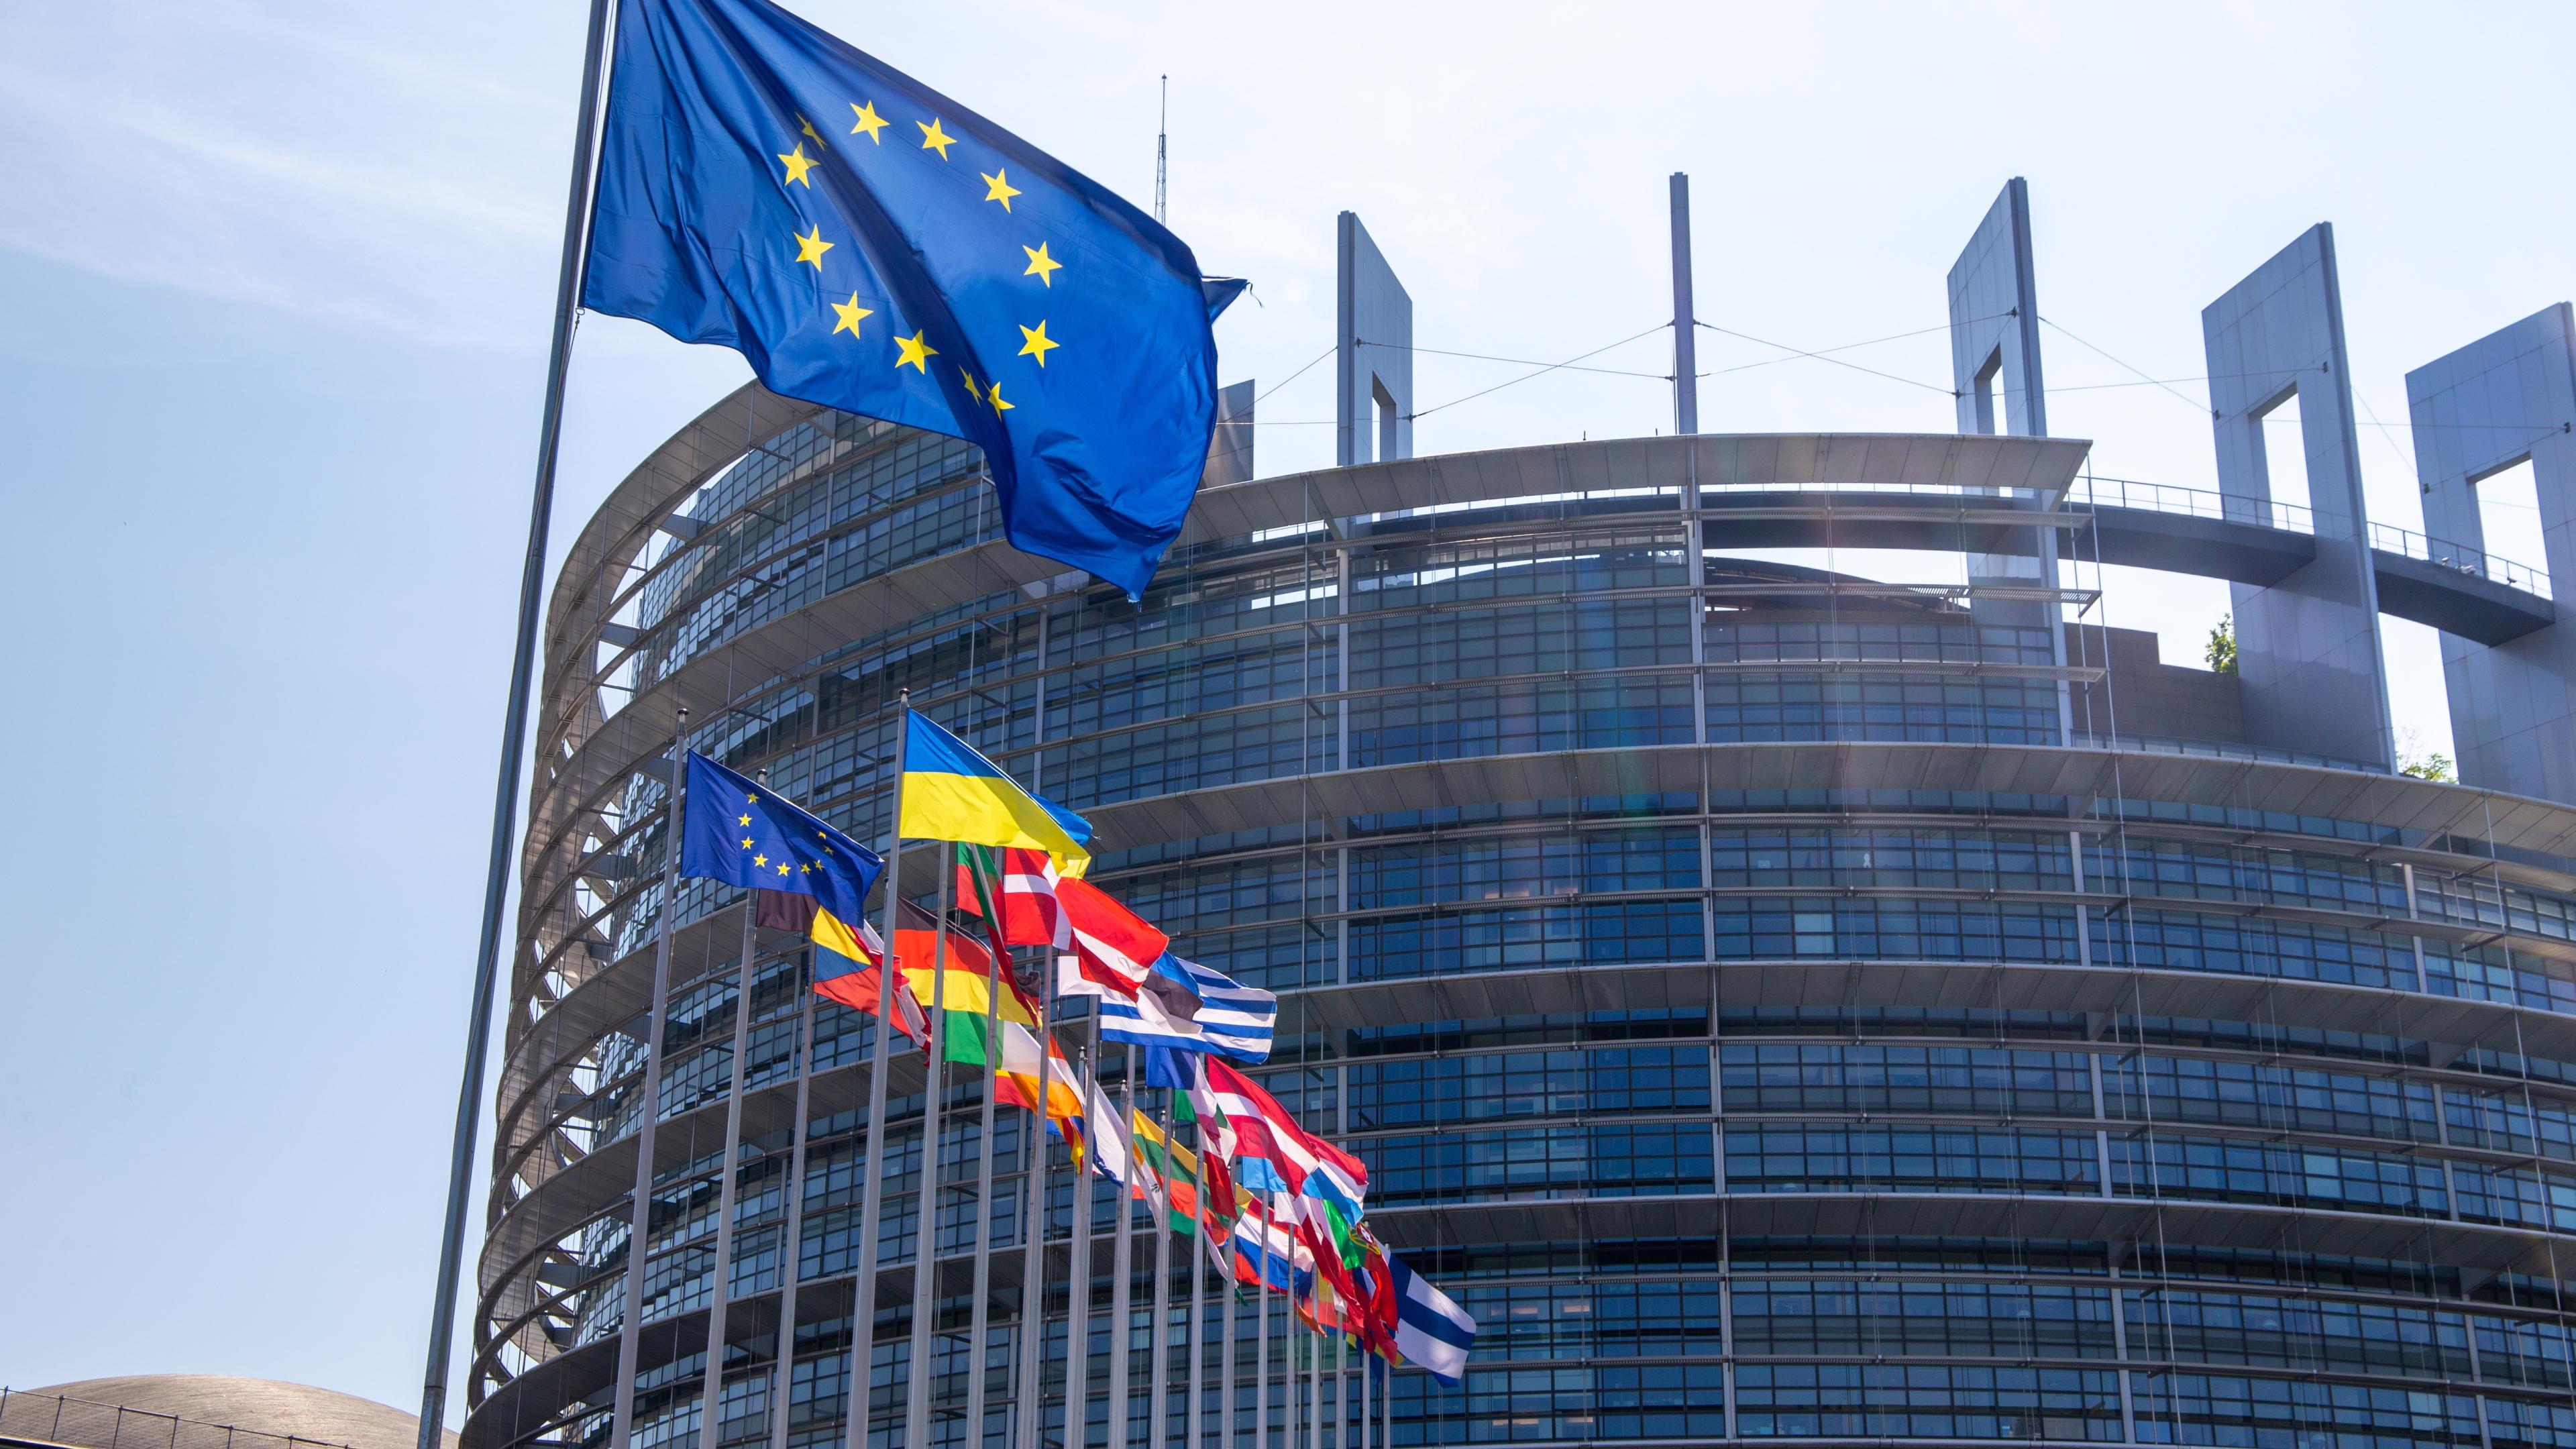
1155, 74, 1167, 223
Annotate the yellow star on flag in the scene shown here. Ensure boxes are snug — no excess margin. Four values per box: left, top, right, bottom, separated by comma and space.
777, 863, 792, 875
794, 225, 833, 268
741, 837, 755, 849
981, 168, 1021, 211
894, 329, 937, 372
798, 115, 826, 149
832, 292, 874, 337
753, 853, 769, 867
989, 380, 1015, 415
959, 368, 982, 403
1018, 320, 1059, 366
1022, 242, 1062, 287
918, 117, 955, 159
777, 144, 818, 187
849, 101, 888, 142
738, 814, 753, 826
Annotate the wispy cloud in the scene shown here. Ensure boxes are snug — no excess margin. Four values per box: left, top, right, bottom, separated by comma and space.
0, 1, 571, 345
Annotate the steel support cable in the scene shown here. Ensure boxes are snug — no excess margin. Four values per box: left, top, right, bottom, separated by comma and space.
2039, 315, 2209, 419
1694, 319, 1957, 396
1701, 311, 2019, 380
1354, 337, 1674, 382
1403, 323, 1673, 421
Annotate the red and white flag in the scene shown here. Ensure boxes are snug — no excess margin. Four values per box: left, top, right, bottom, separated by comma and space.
958, 845, 1071, 949
1193, 1058, 1322, 1193
1055, 875, 1166, 999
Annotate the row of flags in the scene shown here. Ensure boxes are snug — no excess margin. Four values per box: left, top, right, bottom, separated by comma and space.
672, 708, 1477, 1383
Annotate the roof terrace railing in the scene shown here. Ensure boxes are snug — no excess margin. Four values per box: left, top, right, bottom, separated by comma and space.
2369, 519, 2555, 602
2066, 475, 2316, 535
2070, 476, 2553, 602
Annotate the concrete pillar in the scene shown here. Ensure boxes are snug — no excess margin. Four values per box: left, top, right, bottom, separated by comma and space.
2407, 303, 2576, 801
1335, 213, 1412, 467
2203, 223, 2394, 770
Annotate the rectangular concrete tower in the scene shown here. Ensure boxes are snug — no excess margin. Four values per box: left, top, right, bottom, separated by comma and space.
1946, 178, 2072, 740
2203, 224, 2394, 771
2408, 303, 2576, 802
1336, 212, 1413, 467
1948, 178, 2047, 437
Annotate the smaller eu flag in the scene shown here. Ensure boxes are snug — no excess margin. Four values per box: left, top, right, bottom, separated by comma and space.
679, 750, 883, 930
582, 0, 1230, 598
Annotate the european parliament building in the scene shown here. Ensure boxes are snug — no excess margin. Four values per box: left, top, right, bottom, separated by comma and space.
466, 182, 2576, 1449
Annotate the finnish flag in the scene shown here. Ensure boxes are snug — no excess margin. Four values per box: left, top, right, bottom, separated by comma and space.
1389, 1256, 1476, 1386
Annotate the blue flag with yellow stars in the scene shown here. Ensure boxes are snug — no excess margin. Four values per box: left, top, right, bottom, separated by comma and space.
678, 749, 883, 930
583, 0, 1229, 598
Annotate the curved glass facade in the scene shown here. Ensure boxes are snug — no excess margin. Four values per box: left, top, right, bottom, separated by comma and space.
469, 400, 2576, 1449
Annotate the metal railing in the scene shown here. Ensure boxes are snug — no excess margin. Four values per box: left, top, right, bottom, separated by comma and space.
2070, 476, 2553, 602
2065, 476, 2316, 535
0, 1392, 366, 1449
2369, 519, 2555, 601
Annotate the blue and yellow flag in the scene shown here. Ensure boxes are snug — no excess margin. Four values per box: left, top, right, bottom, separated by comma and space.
898, 710, 1091, 875
582, 0, 1232, 598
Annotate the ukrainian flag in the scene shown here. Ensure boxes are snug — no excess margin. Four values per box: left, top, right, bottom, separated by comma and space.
898, 710, 1093, 876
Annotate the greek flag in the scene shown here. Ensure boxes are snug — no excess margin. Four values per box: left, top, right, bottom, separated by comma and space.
1098, 953, 1276, 1063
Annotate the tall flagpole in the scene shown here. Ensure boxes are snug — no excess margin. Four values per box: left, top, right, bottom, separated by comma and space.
845, 696, 912, 1449
905, 869, 956, 1449
1148, 1097, 1173, 1449
693, 889, 761, 1449
1013, 951, 1060, 1449
965, 853, 1005, 1449
1252, 1208, 1270, 1449
1218, 1165, 1234, 1449
1108, 1049, 1136, 1449
1067, 1034, 1095, 1449
413, 2, 613, 1445
765, 986, 818, 1449
610, 708, 690, 1449
1183, 1097, 1202, 1449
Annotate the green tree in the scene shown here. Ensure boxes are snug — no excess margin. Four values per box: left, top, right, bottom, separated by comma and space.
2205, 614, 2237, 674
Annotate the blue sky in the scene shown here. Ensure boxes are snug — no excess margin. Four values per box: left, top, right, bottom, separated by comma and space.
3, 0, 2571, 1421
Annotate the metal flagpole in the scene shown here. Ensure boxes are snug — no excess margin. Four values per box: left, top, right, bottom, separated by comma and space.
965, 853, 1005, 1449
610, 707, 690, 1449
1353, 1332, 1364, 1449
905, 869, 955, 1449
765, 985, 818, 1449
1252, 1207, 1269, 1449
1183, 1097, 1201, 1449
1012, 949, 1059, 1449
1303, 1322, 1317, 1449
1067, 1034, 1095, 1449
694, 891, 762, 1449
1218, 1180, 1233, 1449
414, 2, 613, 1444
1280, 1270, 1294, 1449
845, 695, 911, 1449
1148, 1097, 1172, 1449
1107, 1049, 1136, 1449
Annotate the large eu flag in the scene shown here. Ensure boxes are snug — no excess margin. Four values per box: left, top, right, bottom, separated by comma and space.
583, 0, 1226, 598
